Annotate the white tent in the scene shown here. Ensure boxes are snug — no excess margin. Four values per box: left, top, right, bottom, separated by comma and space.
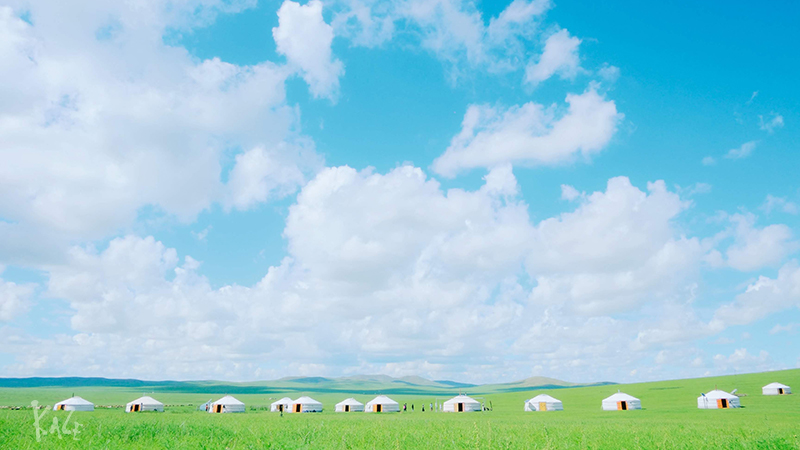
443, 395, 481, 412
763, 382, 792, 395
125, 396, 164, 412
291, 396, 323, 413
697, 390, 740, 409
270, 397, 293, 412
53, 396, 94, 412
365, 395, 399, 413
602, 392, 641, 411
335, 398, 364, 412
209, 395, 245, 413
524, 394, 563, 411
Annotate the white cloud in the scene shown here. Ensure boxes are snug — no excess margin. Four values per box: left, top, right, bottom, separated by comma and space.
597, 64, 620, 84
770, 323, 799, 334
273, 0, 345, 99
712, 348, 773, 373
192, 226, 213, 242
560, 184, 581, 201
334, 0, 551, 79
712, 261, 800, 328
761, 195, 799, 215
527, 177, 702, 315
0, 276, 35, 322
702, 156, 716, 166
433, 86, 621, 176
724, 213, 797, 272
524, 28, 581, 86
0, 3, 321, 265
725, 140, 758, 159
759, 113, 784, 134
1, 169, 725, 383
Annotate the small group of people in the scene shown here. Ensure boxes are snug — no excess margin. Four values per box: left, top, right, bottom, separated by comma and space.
401, 402, 437, 412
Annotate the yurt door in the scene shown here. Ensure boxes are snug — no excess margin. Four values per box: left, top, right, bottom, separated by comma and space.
539, 402, 547, 411
376, 404, 382, 413
344, 405, 350, 412
778, 388, 784, 394
58, 404, 65, 410
278, 405, 283, 412
618, 401, 627, 410
717, 399, 728, 409
457, 403, 463, 412
294, 404, 301, 413
215, 404, 223, 413
133, 404, 140, 412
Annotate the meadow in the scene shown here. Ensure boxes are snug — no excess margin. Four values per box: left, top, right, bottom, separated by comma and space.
1, 369, 799, 449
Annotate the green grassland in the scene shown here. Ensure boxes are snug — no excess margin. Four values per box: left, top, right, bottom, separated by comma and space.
1, 369, 799, 449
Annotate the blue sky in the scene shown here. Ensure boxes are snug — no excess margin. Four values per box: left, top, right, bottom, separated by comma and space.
0, 0, 798, 383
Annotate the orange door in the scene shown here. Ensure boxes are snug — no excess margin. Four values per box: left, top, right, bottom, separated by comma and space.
376, 404, 382, 412
458, 403, 463, 412
539, 402, 547, 411
345, 405, 349, 412
294, 404, 301, 413
617, 401, 627, 410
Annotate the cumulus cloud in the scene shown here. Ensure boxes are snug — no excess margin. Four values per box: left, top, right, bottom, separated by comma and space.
712, 348, 774, 373
527, 177, 702, 315
524, 28, 581, 86
0, 276, 35, 322
333, 0, 551, 79
1, 168, 723, 383
0, 2, 321, 265
723, 214, 798, 271
433, 86, 621, 176
712, 261, 800, 328
273, 0, 345, 99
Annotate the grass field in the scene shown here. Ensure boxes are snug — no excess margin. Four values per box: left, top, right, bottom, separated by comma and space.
1, 369, 799, 449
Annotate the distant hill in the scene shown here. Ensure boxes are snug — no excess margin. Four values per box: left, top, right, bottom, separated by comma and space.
0, 373, 577, 395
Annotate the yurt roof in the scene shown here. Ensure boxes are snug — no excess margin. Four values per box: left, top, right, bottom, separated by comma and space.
700, 389, 737, 399
367, 395, 398, 405
528, 394, 561, 403
764, 382, 790, 389
293, 396, 322, 405
603, 392, 639, 402
444, 395, 480, 405
271, 397, 293, 405
213, 395, 244, 405
336, 398, 363, 406
57, 396, 93, 405
127, 396, 163, 406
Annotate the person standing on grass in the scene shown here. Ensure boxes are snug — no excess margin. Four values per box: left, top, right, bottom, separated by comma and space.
411, 404, 414, 411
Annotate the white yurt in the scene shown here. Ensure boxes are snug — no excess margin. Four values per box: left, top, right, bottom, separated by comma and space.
53, 396, 94, 412
443, 395, 481, 412
335, 398, 364, 412
365, 395, 400, 413
524, 394, 563, 411
697, 390, 740, 409
762, 382, 792, 395
125, 396, 164, 412
291, 396, 323, 413
602, 392, 641, 411
270, 397, 293, 412
208, 395, 245, 413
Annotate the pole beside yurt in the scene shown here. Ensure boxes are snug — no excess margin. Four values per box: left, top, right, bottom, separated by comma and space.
335, 398, 365, 412
601, 392, 641, 411
365, 395, 400, 413
524, 394, 563, 411
443, 395, 481, 412
53, 396, 94, 412
762, 382, 792, 395
209, 395, 245, 413
125, 396, 164, 412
